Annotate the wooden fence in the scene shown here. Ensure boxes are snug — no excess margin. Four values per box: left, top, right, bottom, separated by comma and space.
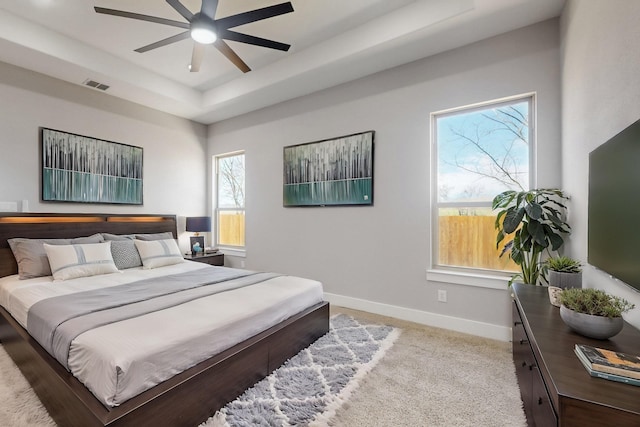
218, 212, 245, 247
439, 215, 517, 271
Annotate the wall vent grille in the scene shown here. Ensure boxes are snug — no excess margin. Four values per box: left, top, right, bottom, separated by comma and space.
83, 79, 110, 91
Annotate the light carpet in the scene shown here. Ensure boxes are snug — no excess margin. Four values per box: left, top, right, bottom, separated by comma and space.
331, 307, 527, 427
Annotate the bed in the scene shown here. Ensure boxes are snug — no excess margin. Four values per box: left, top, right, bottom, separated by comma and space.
0, 213, 329, 427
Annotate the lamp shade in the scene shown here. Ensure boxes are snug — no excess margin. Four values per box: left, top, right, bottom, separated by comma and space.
186, 216, 211, 233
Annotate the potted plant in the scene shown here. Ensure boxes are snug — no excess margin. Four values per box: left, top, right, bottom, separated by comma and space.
558, 288, 635, 339
544, 256, 582, 306
493, 188, 571, 286
546, 255, 582, 286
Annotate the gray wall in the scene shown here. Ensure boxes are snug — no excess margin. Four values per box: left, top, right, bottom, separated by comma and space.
0, 61, 208, 251
209, 19, 562, 340
561, 0, 640, 328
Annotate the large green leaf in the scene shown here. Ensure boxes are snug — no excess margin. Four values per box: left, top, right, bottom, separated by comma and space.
549, 231, 564, 251
492, 191, 515, 209
528, 220, 548, 247
503, 208, 525, 233
499, 240, 513, 257
496, 230, 505, 248
525, 202, 543, 220
518, 227, 533, 251
495, 210, 507, 229
546, 211, 571, 232
511, 243, 523, 265
516, 192, 527, 208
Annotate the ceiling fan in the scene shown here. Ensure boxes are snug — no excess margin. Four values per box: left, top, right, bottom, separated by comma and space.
94, 0, 294, 73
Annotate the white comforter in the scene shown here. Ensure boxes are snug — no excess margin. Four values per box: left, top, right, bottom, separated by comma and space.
0, 262, 324, 407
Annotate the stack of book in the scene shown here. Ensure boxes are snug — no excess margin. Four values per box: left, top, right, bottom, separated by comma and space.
574, 344, 640, 386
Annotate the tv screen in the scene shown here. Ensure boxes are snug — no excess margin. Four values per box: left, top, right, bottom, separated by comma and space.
588, 118, 640, 292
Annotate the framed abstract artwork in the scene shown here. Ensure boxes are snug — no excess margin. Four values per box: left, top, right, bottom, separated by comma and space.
283, 130, 374, 207
41, 128, 143, 205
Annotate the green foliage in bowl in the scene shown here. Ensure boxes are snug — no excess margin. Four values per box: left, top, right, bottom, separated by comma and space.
558, 288, 635, 318
545, 256, 582, 273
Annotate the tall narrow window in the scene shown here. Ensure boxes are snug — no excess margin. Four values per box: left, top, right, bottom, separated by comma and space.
432, 94, 534, 272
215, 152, 245, 249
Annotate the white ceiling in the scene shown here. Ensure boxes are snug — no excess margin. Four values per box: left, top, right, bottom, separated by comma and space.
0, 0, 564, 124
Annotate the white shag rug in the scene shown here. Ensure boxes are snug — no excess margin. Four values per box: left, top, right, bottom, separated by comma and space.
204, 314, 400, 426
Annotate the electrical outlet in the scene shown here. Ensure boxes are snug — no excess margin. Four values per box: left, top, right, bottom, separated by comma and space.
240, 260, 246, 268
438, 289, 447, 303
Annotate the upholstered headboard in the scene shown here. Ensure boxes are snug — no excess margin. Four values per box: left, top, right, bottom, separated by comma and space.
0, 213, 177, 278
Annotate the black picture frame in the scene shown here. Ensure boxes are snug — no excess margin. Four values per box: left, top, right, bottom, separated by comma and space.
190, 236, 205, 255
41, 127, 143, 205
283, 130, 374, 207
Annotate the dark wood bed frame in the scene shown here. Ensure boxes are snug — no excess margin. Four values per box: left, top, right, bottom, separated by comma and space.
0, 213, 330, 427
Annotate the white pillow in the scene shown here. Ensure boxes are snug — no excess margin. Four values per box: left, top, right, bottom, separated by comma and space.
44, 242, 119, 281
134, 238, 185, 269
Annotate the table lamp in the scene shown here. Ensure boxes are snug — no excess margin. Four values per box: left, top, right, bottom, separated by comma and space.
186, 216, 211, 255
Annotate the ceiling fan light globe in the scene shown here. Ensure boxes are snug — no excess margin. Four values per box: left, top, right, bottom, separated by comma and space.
190, 13, 217, 44
191, 27, 217, 44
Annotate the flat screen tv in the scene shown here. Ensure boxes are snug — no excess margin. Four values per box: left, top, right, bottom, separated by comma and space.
588, 118, 640, 292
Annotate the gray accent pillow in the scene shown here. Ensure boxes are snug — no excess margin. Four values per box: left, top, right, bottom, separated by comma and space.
135, 232, 174, 241
110, 240, 142, 270
8, 233, 104, 279
101, 233, 135, 241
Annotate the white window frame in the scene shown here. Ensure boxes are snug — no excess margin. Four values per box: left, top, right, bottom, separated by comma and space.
213, 151, 245, 255
428, 93, 536, 285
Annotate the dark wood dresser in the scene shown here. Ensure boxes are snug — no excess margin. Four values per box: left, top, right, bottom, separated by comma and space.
512, 283, 640, 427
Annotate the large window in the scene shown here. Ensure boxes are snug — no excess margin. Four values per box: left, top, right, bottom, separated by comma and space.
215, 152, 245, 249
432, 94, 534, 272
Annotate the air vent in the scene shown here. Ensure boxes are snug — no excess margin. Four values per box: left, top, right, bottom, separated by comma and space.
83, 79, 110, 91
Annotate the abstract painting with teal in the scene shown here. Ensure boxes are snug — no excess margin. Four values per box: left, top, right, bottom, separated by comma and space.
284, 131, 374, 206
41, 128, 143, 204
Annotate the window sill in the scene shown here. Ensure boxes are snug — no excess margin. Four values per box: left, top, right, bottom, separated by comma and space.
426, 269, 511, 290
220, 248, 246, 258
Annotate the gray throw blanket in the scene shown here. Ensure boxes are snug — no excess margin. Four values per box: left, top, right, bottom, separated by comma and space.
27, 267, 279, 369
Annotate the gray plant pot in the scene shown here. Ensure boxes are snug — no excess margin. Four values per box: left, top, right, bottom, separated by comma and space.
559, 305, 624, 340
548, 270, 582, 289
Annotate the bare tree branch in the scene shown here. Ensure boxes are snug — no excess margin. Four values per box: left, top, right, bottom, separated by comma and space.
441, 103, 529, 193
448, 128, 524, 190
219, 155, 245, 207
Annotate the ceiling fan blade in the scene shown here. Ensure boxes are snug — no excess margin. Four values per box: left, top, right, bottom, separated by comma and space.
135, 31, 191, 53
166, 0, 193, 21
95, 7, 189, 29
200, 0, 219, 18
214, 40, 251, 73
216, 3, 293, 30
220, 29, 290, 51
189, 43, 206, 72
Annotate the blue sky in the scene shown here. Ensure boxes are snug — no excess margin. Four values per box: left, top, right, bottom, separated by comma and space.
436, 100, 529, 203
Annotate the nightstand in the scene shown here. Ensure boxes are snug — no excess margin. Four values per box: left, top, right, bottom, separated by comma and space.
183, 252, 224, 266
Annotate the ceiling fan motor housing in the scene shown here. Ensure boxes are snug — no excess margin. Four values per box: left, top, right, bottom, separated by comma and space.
190, 13, 217, 44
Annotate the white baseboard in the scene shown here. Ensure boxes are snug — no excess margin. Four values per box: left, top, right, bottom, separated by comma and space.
324, 292, 511, 342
